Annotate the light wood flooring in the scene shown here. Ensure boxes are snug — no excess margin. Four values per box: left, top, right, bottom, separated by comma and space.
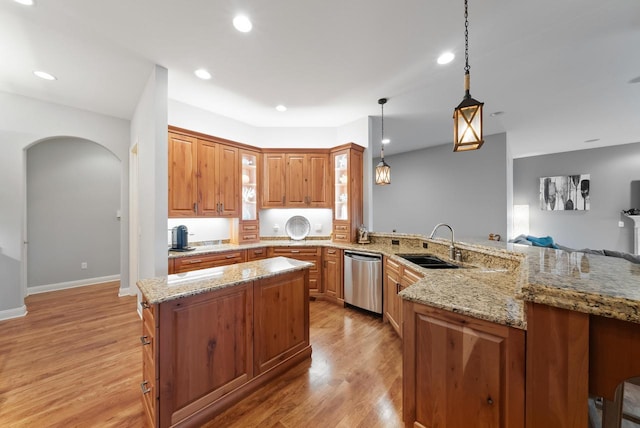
0, 282, 403, 427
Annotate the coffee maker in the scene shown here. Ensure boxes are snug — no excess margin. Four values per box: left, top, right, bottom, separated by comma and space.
171, 225, 193, 251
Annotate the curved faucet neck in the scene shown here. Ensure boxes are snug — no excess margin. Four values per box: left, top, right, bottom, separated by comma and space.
429, 223, 454, 243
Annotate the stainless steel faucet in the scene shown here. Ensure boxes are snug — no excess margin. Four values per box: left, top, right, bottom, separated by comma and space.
429, 223, 456, 260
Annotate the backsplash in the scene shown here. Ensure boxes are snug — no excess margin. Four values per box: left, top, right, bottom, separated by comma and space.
259, 208, 332, 238
167, 218, 230, 245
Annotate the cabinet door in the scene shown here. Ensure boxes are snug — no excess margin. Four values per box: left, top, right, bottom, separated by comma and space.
323, 248, 342, 300
383, 257, 402, 337
157, 284, 253, 427
253, 270, 310, 374
307, 153, 330, 207
404, 303, 525, 428
168, 133, 198, 217
285, 153, 306, 206
197, 139, 220, 216
217, 144, 240, 217
262, 153, 286, 207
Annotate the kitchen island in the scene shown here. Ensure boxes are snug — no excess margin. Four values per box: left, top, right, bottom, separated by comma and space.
137, 256, 313, 428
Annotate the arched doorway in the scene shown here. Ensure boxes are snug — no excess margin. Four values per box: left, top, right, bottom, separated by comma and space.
26, 137, 121, 294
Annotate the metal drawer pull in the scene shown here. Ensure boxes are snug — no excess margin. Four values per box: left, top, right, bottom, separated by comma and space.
244, 225, 256, 230
244, 235, 257, 240
291, 250, 300, 253
140, 301, 150, 309
188, 259, 203, 264
140, 335, 151, 346
141, 381, 151, 394
225, 254, 236, 258
328, 250, 336, 254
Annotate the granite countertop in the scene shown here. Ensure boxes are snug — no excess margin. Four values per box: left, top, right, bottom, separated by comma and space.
138, 256, 313, 304
164, 232, 640, 327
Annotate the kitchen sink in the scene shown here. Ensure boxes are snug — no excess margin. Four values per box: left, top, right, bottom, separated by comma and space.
396, 254, 459, 269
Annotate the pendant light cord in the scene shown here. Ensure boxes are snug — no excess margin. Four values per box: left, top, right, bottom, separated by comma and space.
464, 0, 470, 74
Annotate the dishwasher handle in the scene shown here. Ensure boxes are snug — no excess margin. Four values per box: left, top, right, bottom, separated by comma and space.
345, 252, 381, 262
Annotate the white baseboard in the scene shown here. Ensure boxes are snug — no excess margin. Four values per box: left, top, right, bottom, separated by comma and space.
27, 275, 121, 295
0, 305, 27, 321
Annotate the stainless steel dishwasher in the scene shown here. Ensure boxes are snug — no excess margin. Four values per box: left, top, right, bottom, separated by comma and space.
344, 250, 383, 314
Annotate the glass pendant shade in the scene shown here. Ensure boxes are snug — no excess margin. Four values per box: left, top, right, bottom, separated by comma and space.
453, 93, 484, 152
375, 159, 391, 185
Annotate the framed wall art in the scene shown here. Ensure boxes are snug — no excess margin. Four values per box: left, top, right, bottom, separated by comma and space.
540, 174, 590, 211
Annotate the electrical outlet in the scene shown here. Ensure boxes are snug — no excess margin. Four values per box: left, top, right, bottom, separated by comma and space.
423, 242, 429, 249
81, 262, 87, 269
618, 221, 625, 228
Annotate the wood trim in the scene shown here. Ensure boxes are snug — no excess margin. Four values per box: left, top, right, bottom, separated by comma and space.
589, 314, 640, 401
525, 302, 589, 428
168, 125, 257, 152
330, 142, 365, 153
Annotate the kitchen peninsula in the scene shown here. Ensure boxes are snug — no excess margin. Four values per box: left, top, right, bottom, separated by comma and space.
137, 256, 313, 428
158, 233, 640, 427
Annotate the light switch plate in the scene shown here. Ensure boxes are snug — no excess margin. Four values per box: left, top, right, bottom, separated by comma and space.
618, 221, 625, 228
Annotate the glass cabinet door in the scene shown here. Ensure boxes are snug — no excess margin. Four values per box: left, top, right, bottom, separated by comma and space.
241, 152, 258, 220
334, 152, 348, 221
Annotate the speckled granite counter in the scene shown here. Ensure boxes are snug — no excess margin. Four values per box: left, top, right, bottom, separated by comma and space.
166, 232, 640, 328
139, 256, 313, 304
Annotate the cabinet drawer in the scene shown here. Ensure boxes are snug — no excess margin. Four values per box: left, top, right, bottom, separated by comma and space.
269, 247, 319, 256
241, 223, 258, 232
402, 267, 423, 288
246, 247, 267, 261
334, 224, 349, 231
141, 320, 156, 370
239, 232, 259, 243
385, 257, 402, 276
172, 251, 246, 273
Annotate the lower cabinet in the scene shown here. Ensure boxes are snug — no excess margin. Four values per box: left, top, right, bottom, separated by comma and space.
140, 269, 311, 427
245, 247, 268, 261
268, 246, 322, 295
383, 257, 422, 338
322, 247, 343, 304
403, 301, 525, 428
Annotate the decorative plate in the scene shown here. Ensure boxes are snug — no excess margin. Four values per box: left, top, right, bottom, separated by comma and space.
285, 215, 311, 240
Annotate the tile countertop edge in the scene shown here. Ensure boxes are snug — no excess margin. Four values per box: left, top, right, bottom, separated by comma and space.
139, 257, 313, 304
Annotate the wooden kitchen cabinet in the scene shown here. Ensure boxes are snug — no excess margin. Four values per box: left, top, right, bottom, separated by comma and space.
168, 128, 240, 218
231, 149, 261, 243
384, 257, 403, 337
383, 257, 422, 338
331, 143, 364, 243
403, 301, 525, 428
169, 250, 246, 274
268, 246, 322, 295
246, 247, 268, 261
253, 270, 310, 374
322, 247, 343, 304
261, 150, 330, 208
141, 265, 311, 427
168, 132, 198, 217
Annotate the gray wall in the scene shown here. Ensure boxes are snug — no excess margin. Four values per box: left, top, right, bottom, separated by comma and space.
27, 138, 120, 287
372, 133, 508, 240
513, 142, 640, 252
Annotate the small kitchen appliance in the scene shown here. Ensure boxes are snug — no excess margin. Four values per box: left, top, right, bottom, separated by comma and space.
171, 225, 193, 251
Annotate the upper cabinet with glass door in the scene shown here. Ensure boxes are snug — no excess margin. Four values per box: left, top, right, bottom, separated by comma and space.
241, 151, 258, 221
331, 143, 364, 243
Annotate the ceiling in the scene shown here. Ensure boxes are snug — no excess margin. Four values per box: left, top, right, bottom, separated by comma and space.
1, 0, 639, 158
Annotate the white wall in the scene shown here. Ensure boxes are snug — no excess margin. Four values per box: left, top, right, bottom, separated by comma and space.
0, 91, 130, 319
131, 65, 169, 289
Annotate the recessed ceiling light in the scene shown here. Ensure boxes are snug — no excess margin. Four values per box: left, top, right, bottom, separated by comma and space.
33, 70, 56, 80
14, 0, 35, 5
194, 69, 212, 80
275, 105, 287, 112
233, 15, 252, 33
490, 111, 505, 117
584, 138, 600, 143
437, 52, 455, 65
382, 138, 391, 145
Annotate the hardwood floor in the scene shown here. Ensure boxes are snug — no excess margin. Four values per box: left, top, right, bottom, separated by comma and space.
0, 283, 403, 427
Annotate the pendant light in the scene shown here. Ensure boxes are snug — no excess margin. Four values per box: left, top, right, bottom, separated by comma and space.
375, 98, 391, 185
453, 0, 484, 152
